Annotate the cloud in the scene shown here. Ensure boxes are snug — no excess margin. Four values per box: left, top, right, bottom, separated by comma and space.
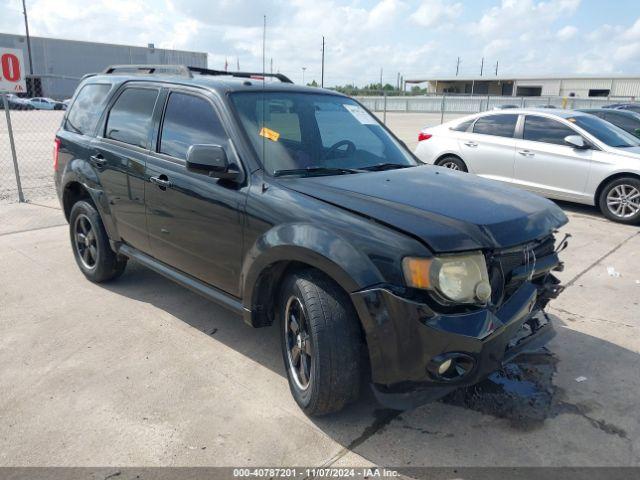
411, 0, 462, 28
557, 25, 578, 41
0, 0, 638, 85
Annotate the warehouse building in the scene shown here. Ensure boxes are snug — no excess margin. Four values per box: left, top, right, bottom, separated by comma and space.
0, 33, 207, 98
405, 75, 640, 99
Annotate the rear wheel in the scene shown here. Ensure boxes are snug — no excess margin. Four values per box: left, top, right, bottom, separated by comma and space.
69, 200, 127, 282
279, 269, 363, 416
598, 177, 640, 224
436, 155, 467, 172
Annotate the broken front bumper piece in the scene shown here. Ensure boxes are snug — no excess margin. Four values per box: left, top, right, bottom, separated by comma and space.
351, 278, 563, 410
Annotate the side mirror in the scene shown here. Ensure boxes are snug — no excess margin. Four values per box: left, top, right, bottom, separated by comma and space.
564, 135, 588, 150
186, 144, 239, 180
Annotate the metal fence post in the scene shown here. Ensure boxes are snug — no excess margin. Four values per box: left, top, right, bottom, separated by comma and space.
440, 94, 446, 124
383, 90, 387, 124
2, 93, 25, 203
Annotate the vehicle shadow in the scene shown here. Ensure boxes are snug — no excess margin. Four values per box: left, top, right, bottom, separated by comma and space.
101, 262, 640, 467
552, 200, 614, 224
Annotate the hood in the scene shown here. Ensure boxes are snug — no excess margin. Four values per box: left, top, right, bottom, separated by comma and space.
281, 166, 568, 253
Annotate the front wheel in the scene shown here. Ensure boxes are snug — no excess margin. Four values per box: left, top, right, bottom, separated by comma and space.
598, 177, 640, 224
279, 270, 363, 416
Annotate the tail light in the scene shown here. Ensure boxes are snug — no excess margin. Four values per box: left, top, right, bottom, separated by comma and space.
53, 138, 61, 171
418, 132, 432, 142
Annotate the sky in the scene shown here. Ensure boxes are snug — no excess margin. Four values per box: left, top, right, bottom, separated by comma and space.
1, 0, 639, 86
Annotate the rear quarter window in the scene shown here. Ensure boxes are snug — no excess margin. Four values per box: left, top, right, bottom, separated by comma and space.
64, 84, 111, 136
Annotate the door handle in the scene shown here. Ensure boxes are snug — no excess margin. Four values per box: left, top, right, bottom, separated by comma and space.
518, 150, 535, 157
464, 141, 478, 147
150, 175, 172, 189
89, 154, 107, 168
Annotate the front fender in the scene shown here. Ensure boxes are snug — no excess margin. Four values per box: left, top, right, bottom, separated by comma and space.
241, 222, 385, 316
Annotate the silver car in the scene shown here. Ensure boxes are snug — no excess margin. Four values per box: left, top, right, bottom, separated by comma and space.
415, 109, 640, 224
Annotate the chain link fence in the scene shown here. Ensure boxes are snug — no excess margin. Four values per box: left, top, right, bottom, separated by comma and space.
1, 75, 74, 204
2, 79, 639, 205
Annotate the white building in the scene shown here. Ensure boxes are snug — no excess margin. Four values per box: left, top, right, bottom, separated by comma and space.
405, 75, 640, 98
0, 33, 207, 98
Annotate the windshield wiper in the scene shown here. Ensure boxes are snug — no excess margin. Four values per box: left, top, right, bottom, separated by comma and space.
273, 166, 363, 177
360, 163, 414, 171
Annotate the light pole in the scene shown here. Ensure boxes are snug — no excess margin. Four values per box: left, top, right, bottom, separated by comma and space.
302, 66, 306, 85
22, 0, 34, 75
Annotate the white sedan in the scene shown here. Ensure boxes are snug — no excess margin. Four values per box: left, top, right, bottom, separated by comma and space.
28, 97, 63, 110
415, 109, 640, 224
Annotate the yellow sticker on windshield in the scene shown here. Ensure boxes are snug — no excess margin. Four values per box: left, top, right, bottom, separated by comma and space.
259, 127, 280, 142
567, 117, 576, 123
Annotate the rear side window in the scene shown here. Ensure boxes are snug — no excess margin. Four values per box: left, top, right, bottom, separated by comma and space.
523, 116, 575, 145
451, 118, 474, 132
159, 92, 228, 160
105, 88, 159, 148
65, 84, 110, 135
472, 115, 518, 138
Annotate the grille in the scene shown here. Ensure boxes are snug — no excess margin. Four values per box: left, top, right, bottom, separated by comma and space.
488, 235, 556, 307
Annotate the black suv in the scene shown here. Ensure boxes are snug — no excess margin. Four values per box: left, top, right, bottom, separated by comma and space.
55, 65, 568, 415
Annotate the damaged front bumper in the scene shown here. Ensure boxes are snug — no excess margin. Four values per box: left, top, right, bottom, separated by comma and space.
351, 276, 563, 410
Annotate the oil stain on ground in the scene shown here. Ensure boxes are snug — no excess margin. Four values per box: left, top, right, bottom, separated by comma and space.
442, 349, 558, 430
440, 348, 628, 438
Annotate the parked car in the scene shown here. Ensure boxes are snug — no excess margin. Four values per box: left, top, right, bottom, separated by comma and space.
29, 97, 64, 110
415, 108, 640, 224
493, 104, 518, 110
55, 65, 568, 416
603, 103, 640, 114
577, 108, 640, 138
1, 94, 34, 110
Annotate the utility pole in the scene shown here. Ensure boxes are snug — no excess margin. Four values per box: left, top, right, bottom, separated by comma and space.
455, 56, 461, 76
22, 0, 34, 75
270, 57, 273, 74
321, 36, 325, 88
302, 66, 306, 84
379, 67, 383, 89
480, 57, 484, 76
495, 60, 499, 76
262, 15, 266, 76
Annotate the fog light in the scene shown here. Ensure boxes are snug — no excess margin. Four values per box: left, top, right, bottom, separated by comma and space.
438, 358, 452, 375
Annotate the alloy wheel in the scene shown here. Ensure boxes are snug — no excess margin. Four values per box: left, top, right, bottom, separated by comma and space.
606, 184, 640, 218
284, 296, 312, 390
74, 214, 98, 269
441, 161, 460, 170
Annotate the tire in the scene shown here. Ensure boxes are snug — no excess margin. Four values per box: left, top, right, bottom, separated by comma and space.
279, 269, 363, 416
598, 177, 640, 225
69, 200, 127, 282
436, 155, 467, 172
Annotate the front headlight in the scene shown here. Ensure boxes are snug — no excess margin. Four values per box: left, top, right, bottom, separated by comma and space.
402, 252, 491, 304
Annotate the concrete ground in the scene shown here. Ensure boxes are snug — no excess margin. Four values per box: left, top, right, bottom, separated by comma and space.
0, 114, 639, 468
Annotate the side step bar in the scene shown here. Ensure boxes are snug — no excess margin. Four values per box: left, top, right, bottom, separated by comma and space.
117, 244, 248, 316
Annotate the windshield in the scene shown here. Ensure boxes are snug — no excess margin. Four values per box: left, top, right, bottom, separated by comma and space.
568, 114, 640, 148
230, 92, 416, 175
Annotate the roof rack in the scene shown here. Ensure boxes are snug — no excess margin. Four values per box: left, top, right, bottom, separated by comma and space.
102, 65, 293, 83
